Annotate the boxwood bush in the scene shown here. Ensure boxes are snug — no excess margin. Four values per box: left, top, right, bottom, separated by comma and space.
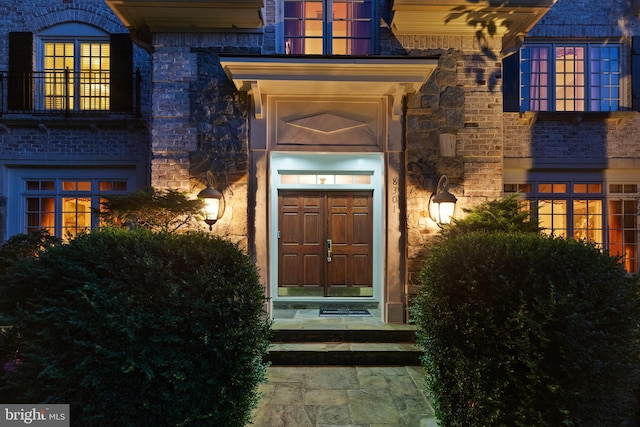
413, 232, 640, 427
0, 228, 271, 426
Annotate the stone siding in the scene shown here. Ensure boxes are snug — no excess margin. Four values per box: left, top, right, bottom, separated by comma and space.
150, 34, 260, 248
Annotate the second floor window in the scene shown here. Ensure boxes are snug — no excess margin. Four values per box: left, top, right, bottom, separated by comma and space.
8, 23, 134, 114
520, 43, 621, 112
284, 0, 374, 55
42, 40, 110, 111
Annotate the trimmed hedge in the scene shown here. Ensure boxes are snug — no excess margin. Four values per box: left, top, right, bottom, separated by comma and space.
0, 228, 271, 426
413, 232, 640, 427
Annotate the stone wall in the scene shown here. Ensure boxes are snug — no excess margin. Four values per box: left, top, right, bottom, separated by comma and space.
150, 34, 261, 248
398, 34, 505, 306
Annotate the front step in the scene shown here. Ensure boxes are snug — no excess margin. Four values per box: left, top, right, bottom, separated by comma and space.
265, 328, 422, 366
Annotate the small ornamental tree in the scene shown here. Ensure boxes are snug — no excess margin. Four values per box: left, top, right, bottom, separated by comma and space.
98, 187, 204, 233
0, 228, 271, 426
413, 198, 640, 426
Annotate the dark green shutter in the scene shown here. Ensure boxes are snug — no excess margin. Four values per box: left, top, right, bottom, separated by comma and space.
502, 52, 520, 113
110, 33, 133, 113
8, 32, 33, 111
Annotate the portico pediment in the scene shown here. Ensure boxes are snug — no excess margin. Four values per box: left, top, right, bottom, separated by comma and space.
219, 56, 438, 120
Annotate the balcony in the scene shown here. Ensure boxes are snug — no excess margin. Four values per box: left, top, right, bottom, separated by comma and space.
0, 70, 142, 121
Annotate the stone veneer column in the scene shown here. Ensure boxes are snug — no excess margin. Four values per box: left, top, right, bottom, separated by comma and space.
385, 113, 406, 323
401, 36, 505, 315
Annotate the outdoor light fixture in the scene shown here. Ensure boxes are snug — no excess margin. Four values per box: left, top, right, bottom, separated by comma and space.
197, 171, 224, 230
429, 175, 457, 226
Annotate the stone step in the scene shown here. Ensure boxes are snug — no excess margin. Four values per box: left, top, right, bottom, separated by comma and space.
271, 328, 417, 344
265, 342, 422, 366
266, 328, 422, 366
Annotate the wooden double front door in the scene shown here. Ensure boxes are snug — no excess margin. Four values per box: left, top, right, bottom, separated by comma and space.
278, 191, 373, 297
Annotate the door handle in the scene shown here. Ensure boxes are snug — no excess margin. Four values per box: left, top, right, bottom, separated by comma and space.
326, 239, 332, 262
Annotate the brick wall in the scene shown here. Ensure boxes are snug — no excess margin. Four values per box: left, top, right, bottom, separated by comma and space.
505, 0, 640, 162
0, 0, 152, 242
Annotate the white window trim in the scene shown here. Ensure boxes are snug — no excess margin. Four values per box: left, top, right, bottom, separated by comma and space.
520, 41, 627, 112
6, 167, 137, 240
275, 0, 377, 55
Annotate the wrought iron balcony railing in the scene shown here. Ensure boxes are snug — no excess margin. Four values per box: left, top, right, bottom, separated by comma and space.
0, 69, 142, 117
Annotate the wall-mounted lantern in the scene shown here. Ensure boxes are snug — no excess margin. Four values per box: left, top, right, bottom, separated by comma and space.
429, 175, 457, 226
197, 171, 225, 230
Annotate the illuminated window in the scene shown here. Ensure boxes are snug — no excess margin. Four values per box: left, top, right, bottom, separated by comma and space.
520, 43, 620, 111
284, 0, 374, 55
280, 173, 371, 185
43, 40, 110, 111
505, 182, 604, 242
505, 181, 639, 273
23, 178, 128, 240
608, 184, 638, 273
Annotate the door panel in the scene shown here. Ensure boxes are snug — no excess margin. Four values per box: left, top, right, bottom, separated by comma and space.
327, 192, 373, 296
278, 190, 373, 297
278, 193, 325, 296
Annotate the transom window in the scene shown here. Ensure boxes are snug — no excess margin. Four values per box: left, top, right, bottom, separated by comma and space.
505, 181, 639, 273
284, 0, 374, 55
520, 43, 620, 112
280, 173, 371, 185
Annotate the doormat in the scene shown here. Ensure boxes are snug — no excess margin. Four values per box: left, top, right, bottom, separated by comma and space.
319, 308, 372, 317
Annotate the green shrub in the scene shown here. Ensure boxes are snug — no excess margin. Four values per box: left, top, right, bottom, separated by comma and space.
0, 230, 62, 380
0, 228, 271, 426
441, 194, 540, 240
413, 232, 640, 427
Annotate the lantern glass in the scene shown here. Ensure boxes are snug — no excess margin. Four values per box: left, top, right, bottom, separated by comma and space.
203, 198, 220, 222
436, 201, 455, 225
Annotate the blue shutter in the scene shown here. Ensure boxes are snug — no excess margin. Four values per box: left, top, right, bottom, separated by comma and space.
502, 52, 520, 112
632, 37, 640, 111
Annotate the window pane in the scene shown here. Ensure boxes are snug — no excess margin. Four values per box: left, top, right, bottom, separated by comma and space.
573, 199, 602, 245
521, 46, 550, 111
25, 197, 55, 235
538, 200, 567, 237
62, 197, 92, 239
555, 46, 585, 112
284, 0, 324, 54
590, 45, 620, 111
609, 199, 638, 273
43, 42, 75, 110
79, 43, 110, 110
